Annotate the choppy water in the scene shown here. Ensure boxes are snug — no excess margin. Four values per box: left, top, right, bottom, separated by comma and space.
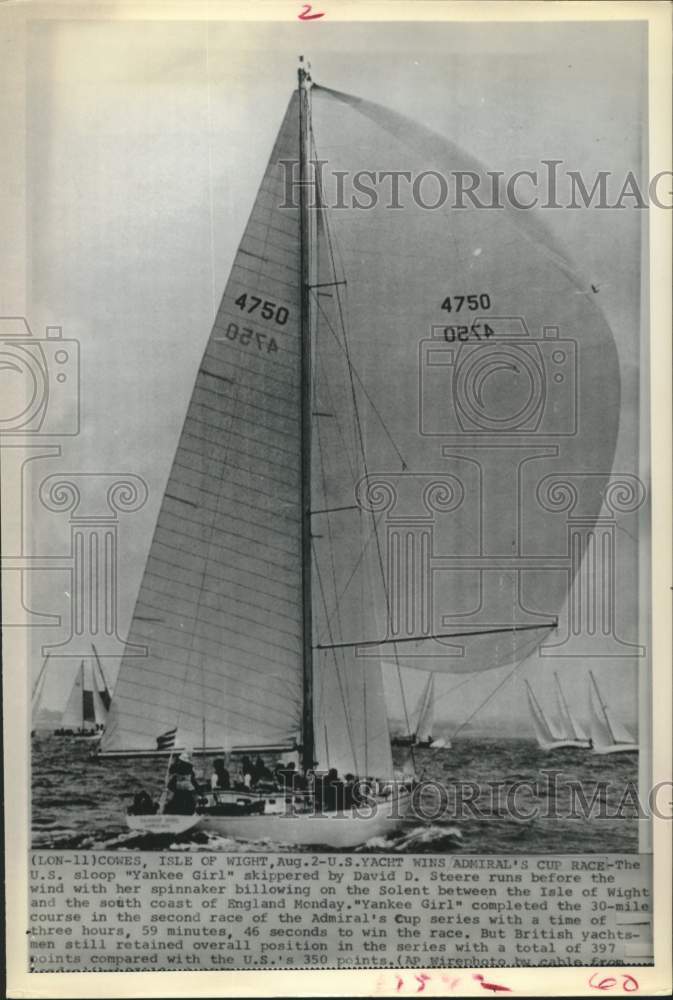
31, 735, 639, 853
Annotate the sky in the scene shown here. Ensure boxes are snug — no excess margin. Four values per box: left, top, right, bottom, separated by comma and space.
20, 16, 648, 734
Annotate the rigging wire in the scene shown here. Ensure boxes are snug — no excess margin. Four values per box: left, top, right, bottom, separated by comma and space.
450, 631, 546, 742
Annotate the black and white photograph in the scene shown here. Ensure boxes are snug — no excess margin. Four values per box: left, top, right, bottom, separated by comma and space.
3, 1, 671, 993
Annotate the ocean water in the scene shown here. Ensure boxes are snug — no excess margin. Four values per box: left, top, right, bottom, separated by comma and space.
31, 735, 639, 853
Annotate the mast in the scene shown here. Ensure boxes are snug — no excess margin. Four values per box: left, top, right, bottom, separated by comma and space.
298, 57, 315, 771
554, 671, 575, 738
79, 661, 86, 727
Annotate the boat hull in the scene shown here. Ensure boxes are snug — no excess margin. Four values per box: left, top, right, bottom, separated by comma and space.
538, 739, 593, 751
126, 813, 202, 836
391, 737, 448, 749
198, 790, 412, 848
125, 790, 412, 848
592, 743, 639, 755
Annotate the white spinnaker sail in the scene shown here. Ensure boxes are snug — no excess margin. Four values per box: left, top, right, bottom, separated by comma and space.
525, 681, 558, 746
310, 85, 621, 675
60, 664, 84, 729
101, 94, 303, 754
554, 673, 587, 741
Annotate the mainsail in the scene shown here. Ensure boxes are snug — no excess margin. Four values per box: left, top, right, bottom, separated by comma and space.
60, 663, 85, 729
60, 661, 108, 729
588, 671, 635, 750
525, 680, 559, 747
92, 645, 112, 712
554, 672, 587, 742
101, 95, 303, 756
388, 668, 435, 742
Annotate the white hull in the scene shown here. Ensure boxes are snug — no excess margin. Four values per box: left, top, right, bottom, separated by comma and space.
592, 743, 638, 756
538, 739, 592, 751
126, 813, 202, 836
125, 791, 412, 848
199, 791, 411, 848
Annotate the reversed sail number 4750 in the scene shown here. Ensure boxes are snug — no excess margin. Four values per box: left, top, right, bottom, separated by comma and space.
443, 323, 495, 342
226, 321, 278, 355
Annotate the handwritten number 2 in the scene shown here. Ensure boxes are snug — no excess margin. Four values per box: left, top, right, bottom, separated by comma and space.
298, 4, 325, 20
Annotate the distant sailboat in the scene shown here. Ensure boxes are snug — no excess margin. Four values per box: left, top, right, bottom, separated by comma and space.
97, 60, 622, 844
390, 670, 448, 748
553, 672, 591, 748
588, 671, 637, 755
525, 679, 590, 751
57, 661, 109, 739
31, 654, 51, 736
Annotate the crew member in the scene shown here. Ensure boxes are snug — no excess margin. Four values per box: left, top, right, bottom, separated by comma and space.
165, 750, 200, 814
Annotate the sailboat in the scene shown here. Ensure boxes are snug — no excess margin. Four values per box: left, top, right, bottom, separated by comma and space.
97, 60, 622, 846
56, 660, 109, 739
31, 654, 51, 735
553, 672, 591, 748
525, 678, 591, 751
588, 671, 638, 755
390, 670, 448, 748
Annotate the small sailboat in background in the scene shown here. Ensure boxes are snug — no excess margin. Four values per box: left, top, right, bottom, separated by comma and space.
31, 654, 51, 736
390, 670, 449, 749
525, 678, 591, 751
588, 671, 638, 755
553, 672, 591, 748
56, 659, 109, 740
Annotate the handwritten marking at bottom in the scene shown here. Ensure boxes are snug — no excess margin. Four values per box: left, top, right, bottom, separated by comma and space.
474, 974, 513, 994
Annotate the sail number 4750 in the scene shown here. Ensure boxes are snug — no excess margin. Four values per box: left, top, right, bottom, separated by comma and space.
234, 293, 289, 326
441, 293, 491, 313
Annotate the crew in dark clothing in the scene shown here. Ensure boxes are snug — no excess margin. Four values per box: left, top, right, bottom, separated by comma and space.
274, 760, 297, 790
165, 750, 200, 814
324, 767, 345, 812
253, 755, 273, 785
343, 773, 361, 809
210, 758, 230, 791
239, 756, 254, 789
